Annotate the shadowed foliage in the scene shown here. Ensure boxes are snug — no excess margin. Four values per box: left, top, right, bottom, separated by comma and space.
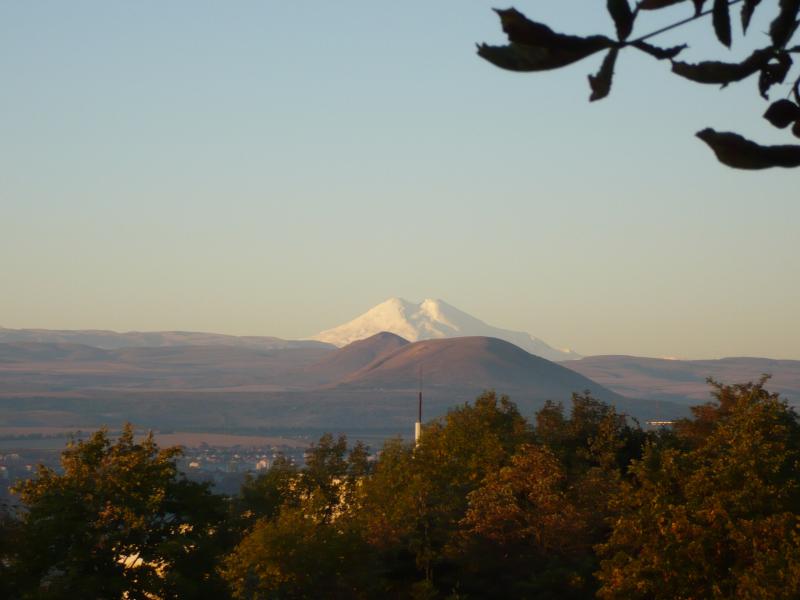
5, 425, 234, 599
478, 1, 800, 169
3, 381, 800, 598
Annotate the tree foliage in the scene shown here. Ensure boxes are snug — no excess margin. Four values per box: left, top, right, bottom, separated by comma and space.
459, 443, 590, 598
4, 381, 800, 598
6, 424, 232, 600
220, 505, 374, 600
223, 434, 378, 599
478, 1, 800, 169
357, 391, 532, 594
597, 379, 800, 599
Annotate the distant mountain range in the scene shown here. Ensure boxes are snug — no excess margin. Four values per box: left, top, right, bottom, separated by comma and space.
2, 298, 581, 362
0, 326, 332, 351
565, 355, 800, 405
0, 332, 674, 432
0, 333, 610, 402
312, 298, 581, 362
1, 318, 797, 433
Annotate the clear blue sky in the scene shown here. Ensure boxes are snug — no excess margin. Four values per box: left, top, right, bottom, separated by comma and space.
1, 1, 798, 359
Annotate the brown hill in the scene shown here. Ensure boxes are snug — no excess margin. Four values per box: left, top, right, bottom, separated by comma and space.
301, 332, 409, 384
338, 336, 622, 402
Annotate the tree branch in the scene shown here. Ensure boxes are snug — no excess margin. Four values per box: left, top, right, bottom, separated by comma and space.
631, 0, 744, 44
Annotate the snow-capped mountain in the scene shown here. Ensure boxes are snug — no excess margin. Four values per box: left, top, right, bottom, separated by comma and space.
312, 298, 581, 362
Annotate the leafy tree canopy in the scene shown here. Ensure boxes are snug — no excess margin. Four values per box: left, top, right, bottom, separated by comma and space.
5, 380, 800, 599
8, 424, 232, 600
597, 378, 800, 599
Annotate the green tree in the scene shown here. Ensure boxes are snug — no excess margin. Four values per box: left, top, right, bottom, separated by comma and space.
9, 424, 231, 600
0, 503, 21, 599
597, 379, 800, 599
222, 434, 377, 599
237, 454, 300, 524
478, 1, 800, 169
300, 434, 371, 522
220, 503, 375, 600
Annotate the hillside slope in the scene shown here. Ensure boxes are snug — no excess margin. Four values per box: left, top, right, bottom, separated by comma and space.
565, 355, 800, 404
339, 336, 615, 401
299, 332, 409, 384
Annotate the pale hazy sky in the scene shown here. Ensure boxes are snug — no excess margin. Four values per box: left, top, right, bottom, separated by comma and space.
1, 1, 798, 359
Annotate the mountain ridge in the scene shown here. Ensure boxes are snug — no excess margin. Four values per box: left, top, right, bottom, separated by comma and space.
1, 335, 680, 431
565, 354, 800, 404
0, 326, 333, 351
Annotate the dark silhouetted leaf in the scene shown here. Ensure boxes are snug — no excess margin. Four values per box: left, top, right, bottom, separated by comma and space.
493, 9, 614, 55
692, 0, 708, 15
589, 48, 620, 101
712, 0, 732, 47
477, 43, 607, 72
770, 0, 800, 48
671, 48, 771, 84
793, 120, 800, 138
759, 52, 793, 98
764, 99, 800, 128
608, 0, 635, 41
638, 0, 687, 9
696, 128, 800, 168
479, 9, 615, 72
632, 40, 687, 59
741, 0, 762, 33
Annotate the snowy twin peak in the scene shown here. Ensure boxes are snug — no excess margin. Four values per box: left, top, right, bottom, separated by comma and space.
312, 298, 581, 362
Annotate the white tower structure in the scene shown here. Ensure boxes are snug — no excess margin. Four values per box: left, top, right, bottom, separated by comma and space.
415, 367, 423, 444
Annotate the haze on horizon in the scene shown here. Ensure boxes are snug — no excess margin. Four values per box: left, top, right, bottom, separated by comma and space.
1, 2, 798, 360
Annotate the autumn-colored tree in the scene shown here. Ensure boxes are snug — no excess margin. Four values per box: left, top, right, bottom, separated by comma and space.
9, 424, 231, 600
478, 1, 800, 169
9, 381, 798, 599
536, 392, 646, 476
451, 393, 646, 597
357, 390, 532, 596
535, 393, 649, 556
597, 379, 800, 599
459, 444, 591, 598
